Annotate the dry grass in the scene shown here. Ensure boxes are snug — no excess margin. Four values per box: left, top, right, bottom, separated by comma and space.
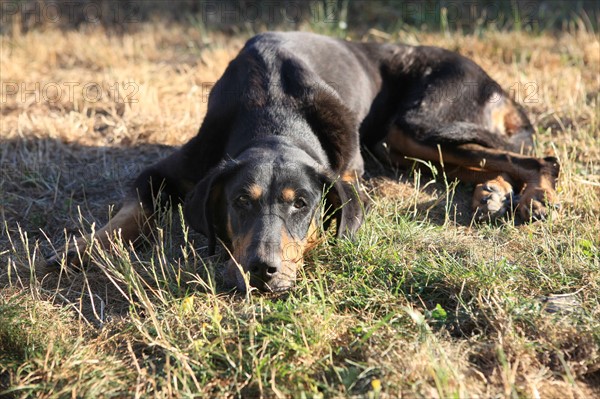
1, 20, 599, 398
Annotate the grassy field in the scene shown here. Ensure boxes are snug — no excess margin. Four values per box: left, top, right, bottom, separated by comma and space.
1, 13, 599, 399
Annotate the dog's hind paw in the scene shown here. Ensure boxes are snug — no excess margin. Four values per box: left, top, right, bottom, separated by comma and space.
472, 182, 515, 222
517, 186, 559, 222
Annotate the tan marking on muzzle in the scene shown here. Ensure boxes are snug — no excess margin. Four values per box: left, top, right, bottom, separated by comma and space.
222, 223, 254, 290
304, 219, 321, 252
279, 227, 305, 281
231, 228, 253, 265
226, 214, 234, 240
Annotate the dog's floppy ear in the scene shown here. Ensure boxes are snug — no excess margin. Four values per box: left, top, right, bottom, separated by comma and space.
322, 177, 366, 240
302, 89, 359, 174
184, 161, 241, 255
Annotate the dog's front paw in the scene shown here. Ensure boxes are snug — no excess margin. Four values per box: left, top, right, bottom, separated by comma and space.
45, 240, 88, 270
517, 186, 559, 221
45, 250, 77, 269
472, 182, 514, 221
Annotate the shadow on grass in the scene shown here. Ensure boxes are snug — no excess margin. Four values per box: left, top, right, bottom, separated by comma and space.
364, 154, 480, 227
0, 137, 218, 324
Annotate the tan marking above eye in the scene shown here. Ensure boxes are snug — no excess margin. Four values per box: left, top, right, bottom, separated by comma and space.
248, 184, 263, 200
281, 187, 296, 202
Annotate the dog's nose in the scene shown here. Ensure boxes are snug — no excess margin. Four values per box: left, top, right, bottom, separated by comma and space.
248, 258, 279, 282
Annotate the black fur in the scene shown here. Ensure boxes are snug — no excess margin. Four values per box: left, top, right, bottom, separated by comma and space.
127, 31, 538, 290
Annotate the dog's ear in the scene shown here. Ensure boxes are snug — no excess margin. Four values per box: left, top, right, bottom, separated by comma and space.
184, 161, 240, 255
302, 89, 359, 174
323, 178, 366, 240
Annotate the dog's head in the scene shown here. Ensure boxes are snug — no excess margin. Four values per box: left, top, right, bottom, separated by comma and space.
183, 149, 364, 292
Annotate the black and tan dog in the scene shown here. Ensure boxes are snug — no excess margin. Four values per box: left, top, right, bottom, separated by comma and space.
48, 32, 559, 291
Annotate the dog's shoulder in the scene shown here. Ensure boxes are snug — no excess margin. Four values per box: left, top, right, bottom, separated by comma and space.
219, 32, 365, 173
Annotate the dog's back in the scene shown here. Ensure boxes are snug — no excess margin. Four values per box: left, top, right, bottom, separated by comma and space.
233, 32, 534, 154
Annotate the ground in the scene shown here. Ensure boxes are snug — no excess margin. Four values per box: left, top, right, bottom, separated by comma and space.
1, 20, 599, 398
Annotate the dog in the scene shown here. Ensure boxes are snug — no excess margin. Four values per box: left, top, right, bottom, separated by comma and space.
47, 31, 560, 292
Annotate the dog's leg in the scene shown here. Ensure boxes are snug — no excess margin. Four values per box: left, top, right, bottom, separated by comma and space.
46, 200, 151, 268
47, 142, 204, 268
441, 166, 516, 220
447, 145, 559, 221
383, 127, 559, 221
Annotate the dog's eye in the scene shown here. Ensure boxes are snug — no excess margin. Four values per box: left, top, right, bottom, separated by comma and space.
235, 195, 251, 209
293, 198, 307, 210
